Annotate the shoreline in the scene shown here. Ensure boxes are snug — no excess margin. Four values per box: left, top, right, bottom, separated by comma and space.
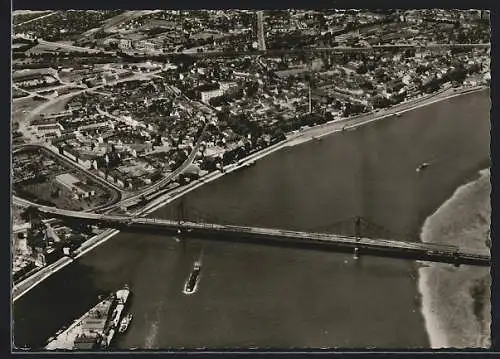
418, 168, 491, 348
12, 84, 488, 304
140, 84, 488, 214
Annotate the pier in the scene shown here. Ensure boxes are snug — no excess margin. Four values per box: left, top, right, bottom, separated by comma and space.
45, 285, 131, 350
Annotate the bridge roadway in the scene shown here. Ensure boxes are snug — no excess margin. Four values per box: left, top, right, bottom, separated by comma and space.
17, 201, 490, 267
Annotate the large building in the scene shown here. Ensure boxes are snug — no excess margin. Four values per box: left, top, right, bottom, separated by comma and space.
55, 173, 96, 199
200, 82, 237, 104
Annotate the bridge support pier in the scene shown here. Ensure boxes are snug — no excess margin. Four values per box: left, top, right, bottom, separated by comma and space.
353, 247, 360, 260
453, 251, 461, 267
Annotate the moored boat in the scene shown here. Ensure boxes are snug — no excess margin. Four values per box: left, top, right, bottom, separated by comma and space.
118, 313, 133, 333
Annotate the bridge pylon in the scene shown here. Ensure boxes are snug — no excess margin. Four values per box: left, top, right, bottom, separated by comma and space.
177, 198, 186, 226
354, 216, 361, 242
353, 246, 360, 260
176, 198, 188, 251
353, 216, 362, 260
453, 250, 461, 267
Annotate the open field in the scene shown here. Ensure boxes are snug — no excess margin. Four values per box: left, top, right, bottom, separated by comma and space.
12, 97, 47, 124
38, 96, 75, 115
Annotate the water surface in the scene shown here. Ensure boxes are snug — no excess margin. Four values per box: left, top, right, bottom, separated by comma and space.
13, 89, 490, 349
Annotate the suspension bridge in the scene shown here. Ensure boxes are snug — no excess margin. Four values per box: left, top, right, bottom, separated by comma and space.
27, 200, 490, 267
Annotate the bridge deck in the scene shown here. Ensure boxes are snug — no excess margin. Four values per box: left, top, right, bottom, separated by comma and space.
35, 207, 489, 266
14, 201, 489, 266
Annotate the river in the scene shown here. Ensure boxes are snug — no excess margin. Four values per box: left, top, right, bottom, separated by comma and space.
13, 89, 491, 350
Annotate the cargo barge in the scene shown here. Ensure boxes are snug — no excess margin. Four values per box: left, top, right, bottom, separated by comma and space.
183, 260, 202, 295
46, 285, 131, 350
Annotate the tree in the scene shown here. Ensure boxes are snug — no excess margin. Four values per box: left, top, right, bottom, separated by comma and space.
374, 68, 386, 81
356, 63, 368, 74
372, 95, 391, 109
422, 78, 441, 93
343, 102, 366, 116
20, 206, 41, 223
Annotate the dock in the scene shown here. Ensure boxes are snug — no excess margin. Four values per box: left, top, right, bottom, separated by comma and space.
46, 296, 113, 350
46, 285, 131, 350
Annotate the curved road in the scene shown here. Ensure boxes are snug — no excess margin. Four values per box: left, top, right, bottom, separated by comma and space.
13, 143, 124, 201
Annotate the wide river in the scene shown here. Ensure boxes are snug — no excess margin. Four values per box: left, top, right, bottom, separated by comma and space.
13, 89, 491, 350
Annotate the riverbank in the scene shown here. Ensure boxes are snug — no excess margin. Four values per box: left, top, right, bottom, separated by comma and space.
11, 84, 488, 303
12, 229, 119, 302
283, 85, 486, 148
419, 168, 491, 348
140, 84, 488, 215
13, 83, 490, 349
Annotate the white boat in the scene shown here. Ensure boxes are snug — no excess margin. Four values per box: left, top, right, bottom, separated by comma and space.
416, 162, 430, 172
118, 313, 133, 333
116, 285, 130, 305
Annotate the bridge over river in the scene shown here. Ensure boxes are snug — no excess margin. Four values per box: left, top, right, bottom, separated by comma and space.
20, 199, 490, 267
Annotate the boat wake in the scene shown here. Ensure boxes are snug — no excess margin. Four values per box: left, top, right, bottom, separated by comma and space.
144, 319, 159, 349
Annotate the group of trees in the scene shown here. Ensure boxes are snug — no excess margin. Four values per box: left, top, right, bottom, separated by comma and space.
418, 62, 481, 94
15, 10, 123, 42
343, 102, 367, 116
15, 51, 118, 72
221, 113, 263, 139
268, 32, 319, 51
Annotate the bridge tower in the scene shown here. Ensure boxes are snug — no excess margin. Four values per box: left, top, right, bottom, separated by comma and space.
176, 198, 187, 252
353, 216, 361, 260
177, 198, 185, 226
354, 216, 361, 241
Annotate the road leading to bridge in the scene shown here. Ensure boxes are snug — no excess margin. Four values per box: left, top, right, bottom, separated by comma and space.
94, 119, 211, 214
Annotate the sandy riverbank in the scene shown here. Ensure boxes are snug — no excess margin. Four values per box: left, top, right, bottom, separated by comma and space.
419, 168, 491, 348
